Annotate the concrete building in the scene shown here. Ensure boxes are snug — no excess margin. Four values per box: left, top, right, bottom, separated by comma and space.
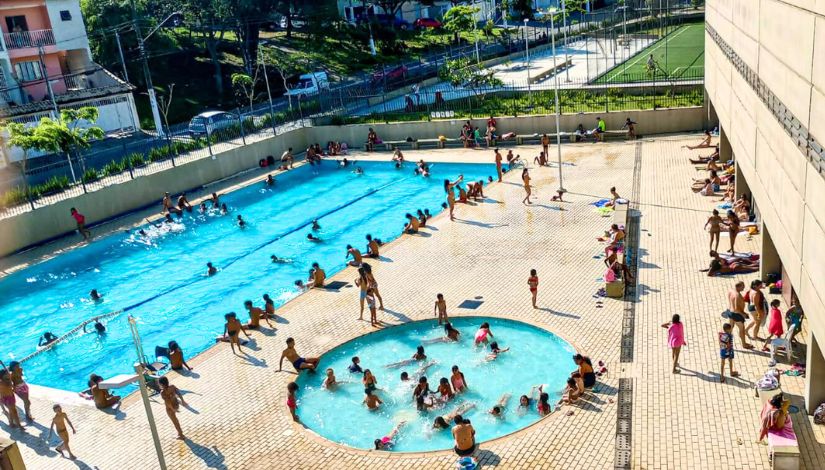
0, 0, 139, 164
704, 0, 825, 413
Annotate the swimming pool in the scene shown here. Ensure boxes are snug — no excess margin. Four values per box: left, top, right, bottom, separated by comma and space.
294, 317, 575, 452
0, 161, 493, 392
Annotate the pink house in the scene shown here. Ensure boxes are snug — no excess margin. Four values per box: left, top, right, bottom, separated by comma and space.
0, 0, 139, 164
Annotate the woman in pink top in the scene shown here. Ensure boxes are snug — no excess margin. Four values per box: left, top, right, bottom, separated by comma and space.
763, 299, 785, 351
661, 314, 686, 374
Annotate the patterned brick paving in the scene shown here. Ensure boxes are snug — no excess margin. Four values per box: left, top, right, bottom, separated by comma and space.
2, 137, 823, 469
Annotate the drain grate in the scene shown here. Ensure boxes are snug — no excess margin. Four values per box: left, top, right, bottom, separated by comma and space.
321, 281, 349, 291
615, 378, 634, 469
457, 300, 484, 309
614, 143, 642, 470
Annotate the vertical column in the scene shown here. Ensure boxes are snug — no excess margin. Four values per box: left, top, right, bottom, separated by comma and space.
759, 223, 781, 281
805, 332, 825, 414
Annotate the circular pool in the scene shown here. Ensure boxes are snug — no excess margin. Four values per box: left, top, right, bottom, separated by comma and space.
294, 317, 575, 452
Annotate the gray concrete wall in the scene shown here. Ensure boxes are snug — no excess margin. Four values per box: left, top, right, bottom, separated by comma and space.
706, 0, 825, 412
306, 106, 706, 144
0, 107, 704, 258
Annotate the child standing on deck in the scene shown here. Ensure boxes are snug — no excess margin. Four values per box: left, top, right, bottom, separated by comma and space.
48, 404, 76, 459
528, 270, 539, 309
367, 288, 379, 327
661, 314, 686, 373
719, 323, 739, 383
434, 294, 448, 325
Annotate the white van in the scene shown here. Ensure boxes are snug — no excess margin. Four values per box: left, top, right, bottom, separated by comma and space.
188, 111, 237, 137
284, 72, 329, 98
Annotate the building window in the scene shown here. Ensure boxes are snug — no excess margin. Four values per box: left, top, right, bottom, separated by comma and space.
14, 61, 42, 82
60, 10, 72, 21
5, 15, 29, 32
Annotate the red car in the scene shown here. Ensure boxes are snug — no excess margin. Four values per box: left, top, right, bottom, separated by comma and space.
414, 18, 442, 29
371, 65, 408, 84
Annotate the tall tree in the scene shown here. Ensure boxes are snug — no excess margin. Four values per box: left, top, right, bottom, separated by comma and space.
443, 5, 477, 44
182, 0, 232, 98
376, 0, 409, 17
4, 107, 104, 184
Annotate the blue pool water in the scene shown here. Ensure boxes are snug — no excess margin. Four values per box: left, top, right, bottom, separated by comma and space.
0, 161, 493, 391
295, 317, 575, 452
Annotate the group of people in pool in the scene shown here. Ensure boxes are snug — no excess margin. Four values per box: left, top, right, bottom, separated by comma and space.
283, 320, 604, 454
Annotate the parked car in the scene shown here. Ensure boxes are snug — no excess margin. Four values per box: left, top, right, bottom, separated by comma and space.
284, 71, 330, 98
414, 18, 442, 29
188, 111, 238, 137
371, 65, 408, 85
359, 14, 411, 30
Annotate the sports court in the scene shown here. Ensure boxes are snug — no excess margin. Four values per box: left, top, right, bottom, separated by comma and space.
595, 21, 705, 84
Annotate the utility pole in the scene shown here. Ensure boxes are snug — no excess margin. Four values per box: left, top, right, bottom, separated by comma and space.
130, 0, 165, 136
38, 44, 75, 183
114, 30, 129, 82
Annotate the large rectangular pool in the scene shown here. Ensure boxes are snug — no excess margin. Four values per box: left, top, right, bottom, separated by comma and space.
0, 161, 494, 391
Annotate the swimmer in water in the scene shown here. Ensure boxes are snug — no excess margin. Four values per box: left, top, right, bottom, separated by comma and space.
39, 332, 58, 347
486, 342, 510, 361
138, 229, 148, 237
271, 255, 291, 264
210, 192, 220, 207
90, 289, 102, 301
340, 158, 349, 167
84, 321, 106, 334
207, 262, 218, 276
237, 215, 246, 228
489, 393, 512, 418
307, 233, 321, 242
354, 167, 364, 175
311, 220, 321, 231
265, 174, 275, 186
199, 202, 207, 213
221, 203, 228, 214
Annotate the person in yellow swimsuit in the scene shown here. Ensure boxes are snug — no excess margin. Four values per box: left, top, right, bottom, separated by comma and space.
48, 404, 76, 459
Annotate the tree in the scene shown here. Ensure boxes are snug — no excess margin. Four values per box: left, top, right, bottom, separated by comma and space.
183, 0, 233, 98
513, 0, 533, 20
231, 72, 259, 115
375, 0, 409, 17
443, 5, 478, 44
156, 83, 176, 135
438, 57, 503, 99
231, 1, 279, 75
3, 107, 104, 184
261, 48, 306, 110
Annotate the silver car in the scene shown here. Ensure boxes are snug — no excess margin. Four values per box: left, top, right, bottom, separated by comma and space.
188, 111, 237, 137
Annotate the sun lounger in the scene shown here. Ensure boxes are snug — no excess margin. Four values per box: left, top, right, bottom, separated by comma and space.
767, 416, 799, 470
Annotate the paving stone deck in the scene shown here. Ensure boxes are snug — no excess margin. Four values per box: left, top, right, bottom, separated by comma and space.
2, 136, 823, 469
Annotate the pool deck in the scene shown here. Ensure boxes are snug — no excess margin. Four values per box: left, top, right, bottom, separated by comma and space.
2, 136, 825, 469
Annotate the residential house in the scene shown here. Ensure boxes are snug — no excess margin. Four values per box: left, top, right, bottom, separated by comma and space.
0, 0, 139, 165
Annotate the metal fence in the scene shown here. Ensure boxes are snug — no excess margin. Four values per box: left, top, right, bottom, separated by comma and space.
0, 7, 706, 219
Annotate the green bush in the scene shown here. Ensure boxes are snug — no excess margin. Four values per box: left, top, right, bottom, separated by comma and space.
82, 168, 100, 184
128, 152, 146, 167
148, 146, 168, 162
38, 175, 70, 195
102, 160, 126, 177
0, 186, 29, 208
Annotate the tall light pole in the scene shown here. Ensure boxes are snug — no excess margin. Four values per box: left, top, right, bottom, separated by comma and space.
561, 0, 570, 82
524, 18, 531, 104
258, 48, 277, 135
128, 315, 167, 470
548, 8, 565, 194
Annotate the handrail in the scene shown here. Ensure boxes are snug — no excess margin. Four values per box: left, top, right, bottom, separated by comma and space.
3, 29, 56, 49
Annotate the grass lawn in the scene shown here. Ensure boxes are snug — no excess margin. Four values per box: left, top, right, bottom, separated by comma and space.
595, 21, 705, 84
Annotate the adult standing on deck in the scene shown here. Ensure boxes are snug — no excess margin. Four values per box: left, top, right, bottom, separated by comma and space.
444, 175, 464, 221
541, 133, 550, 158
494, 149, 503, 182
726, 281, 753, 350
